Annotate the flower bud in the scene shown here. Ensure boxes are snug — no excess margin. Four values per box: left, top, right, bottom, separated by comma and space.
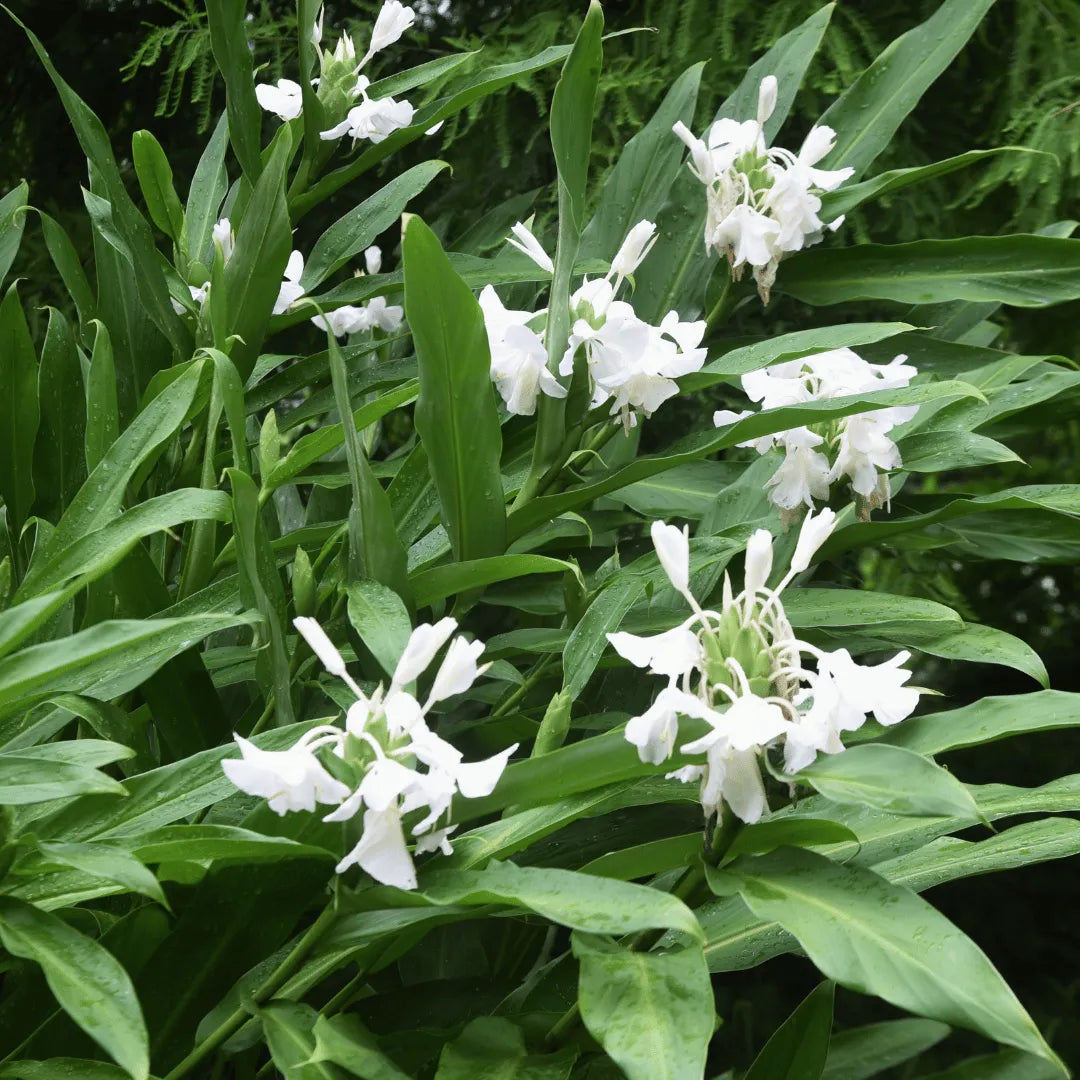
507, 222, 554, 273
392, 617, 457, 687
294, 616, 347, 677
757, 75, 778, 125
790, 506, 837, 572
610, 220, 657, 278
743, 528, 774, 599
426, 637, 488, 705
369, 0, 415, 56
364, 244, 382, 275
651, 520, 691, 598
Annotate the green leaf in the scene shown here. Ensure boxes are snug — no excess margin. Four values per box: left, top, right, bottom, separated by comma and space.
580, 62, 702, 262
573, 933, 713, 1080
896, 429, 1020, 472
0, 613, 252, 723
34, 307, 86, 518
0, 1061, 131, 1079
185, 112, 229, 266
403, 216, 506, 561
0, 754, 127, 804
260, 1001, 336, 1079
411, 554, 577, 609
0, 896, 149, 1079
347, 580, 413, 680
782, 588, 962, 629
324, 328, 410, 599
816, 0, 996, 180
308, 1013, 412, 1080
744, 980, 834, 1080
408, 860, 703, 941
205, 0, 264, 182
822, 1019, 950, 1080
796, 745, 981, 820
715, 847, 1063, 1068
0, 282, 40, 530
435, 1017, 575, 1080
724, 819, 861, 862
131, 130, 184, 242
223, 128, 294, 378
917, 1049, 1066, 1080
22, 359, 208, 584
84, 320, 118, 473
876, 690, 1080, 756
873, 818, 1080, 894
301, 160, 450, 289
229, 469, 293, 726
12, 14, 188, 357
550, 1, 603, 234
29, 841, 168, 907
19, 489, 231, 600
562, 578, 644, 699
118, 823, 332, 865
0, 180, 29, 289
780, 237, 1080, 309
821, 149, 1044, 220
37, 211, 98, 334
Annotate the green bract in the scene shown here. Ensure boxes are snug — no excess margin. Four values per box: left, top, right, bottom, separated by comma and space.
0, 2, 1076, 1078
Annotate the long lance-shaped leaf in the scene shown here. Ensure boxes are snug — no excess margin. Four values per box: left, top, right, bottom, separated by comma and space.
325, 328, 410, 601
224, 127, 294, 379
301, 160, 450, 289
0, 282, 39, 532
403, 215, 506, 561
815, 0, 997, 181
507, 380, 982, 539
779, 236, 1080, 308
0, 897, 150, 1079
19, 359, 209, 589
10, 12, 189, 359
205, 0, 264, 182
711, 847, 1064, 1069
0, 180, 29, 289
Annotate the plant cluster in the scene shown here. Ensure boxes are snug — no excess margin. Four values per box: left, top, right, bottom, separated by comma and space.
0, 2, 1079, 1079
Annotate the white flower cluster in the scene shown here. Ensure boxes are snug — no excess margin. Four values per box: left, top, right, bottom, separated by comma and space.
256, 1, 418, 146
607, 514, 919, 824
222, 616, 516, 890
480, 220, 707, 428
308, 246, 404, 337
713, 347, 918, 514
673, 76, 853, 302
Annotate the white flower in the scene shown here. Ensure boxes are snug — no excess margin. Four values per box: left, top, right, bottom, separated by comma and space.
415, 825, 457, 856
766, 441, 832, 511
274, 250, 306, 314
320, 95, 415, 143
743, 529, 774, 600
757, 74, 778, 125
651, 520, 693, 603
610, 220, 657, 280
367, 0, 415, 58
506, 222, 554, 273
828, 414, 904, 497
365, 295, 404, 332
392, 618, 458, 687
294, 616, 347, 677
212, 218, 235, 264
819, 647, 920, 728
332, 32, 356, 63
479, 285, 565, 416
625, 686, 705, 765
364, 245, 382, 275
222, 735, 350, 816
256, 78, 304, 122
336, 806, 417, 887
171, 283, 210, 315
311, 305, 370, 338
426, 637, 490, 706
790, 507, 837, 573
607, 624, 702, 681
712, 203, 781, 270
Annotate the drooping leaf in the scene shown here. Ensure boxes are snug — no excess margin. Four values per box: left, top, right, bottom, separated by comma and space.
744, 980, 834, 1080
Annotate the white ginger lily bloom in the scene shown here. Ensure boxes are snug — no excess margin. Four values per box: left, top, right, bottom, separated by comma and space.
336, 806, 417, 887
607, 624, 702, 681
609, 220, 657, 281
392, 618, 458, 688
818, 647, 920, 728
624, 686, 704, 766
321, 93, 415, 143
425, 637, 491, 707
274, 251, 306, 314
650, 520, 694, 605
506, 222, 554, 273
222, 734, 351, 816
364, 0, 416, 64
790, 507, 837, 573
171, 283, 209, 315
256, 78, 304, 122
365, 295, 404, 332
311, 305, 369, 338
478, 285, 565, 416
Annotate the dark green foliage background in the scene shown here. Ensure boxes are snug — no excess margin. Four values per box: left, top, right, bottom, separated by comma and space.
1, 0, 1078, 1071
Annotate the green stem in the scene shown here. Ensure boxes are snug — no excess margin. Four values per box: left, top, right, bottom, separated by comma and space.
704, 266, 736, 333
163, 901, 339, 1080
492, 653, 558, 719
